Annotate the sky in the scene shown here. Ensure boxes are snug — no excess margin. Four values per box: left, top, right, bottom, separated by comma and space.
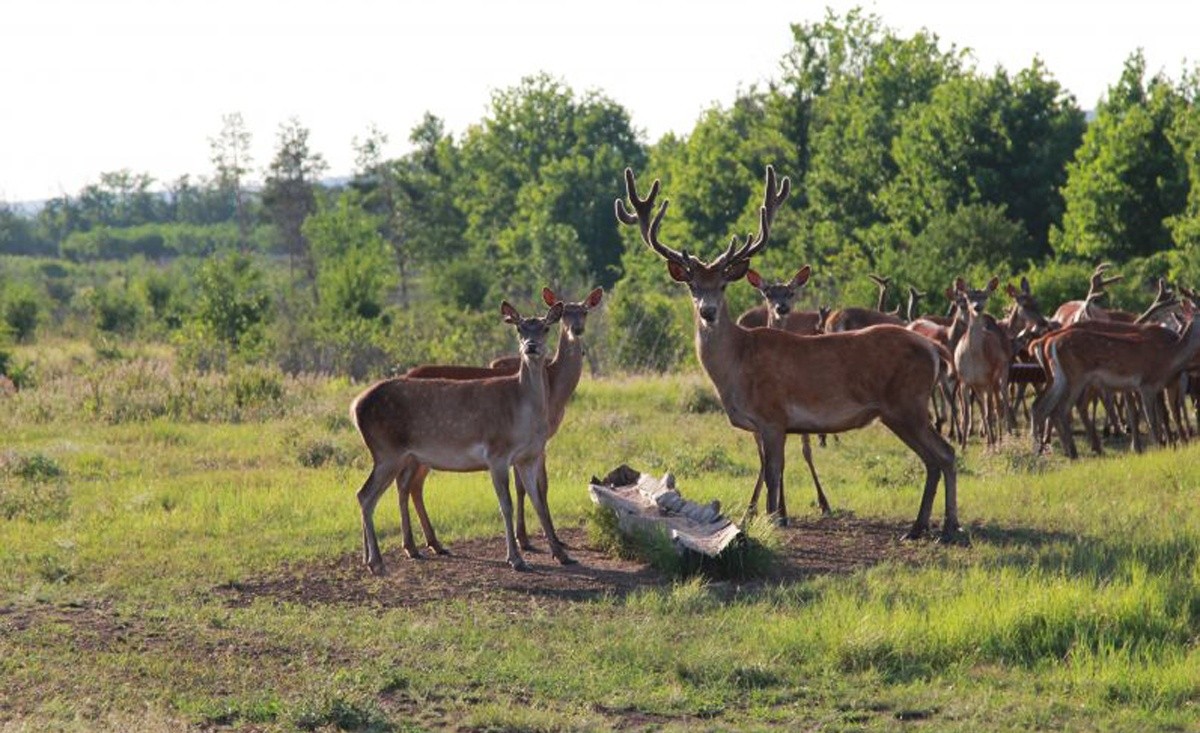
1, 0, 1196, 204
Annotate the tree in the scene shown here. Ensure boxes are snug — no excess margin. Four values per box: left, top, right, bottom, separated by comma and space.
210, 112, 255, 250
455, 74, 645, 296
1054, 52, 1190, 261
302, 192, 395, 320
261, 117, 328, 290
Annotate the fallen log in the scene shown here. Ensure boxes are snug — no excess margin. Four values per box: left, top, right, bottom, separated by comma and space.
588, 464, 742, 558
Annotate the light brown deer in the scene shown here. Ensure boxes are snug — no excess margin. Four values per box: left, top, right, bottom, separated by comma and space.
743, 266, 830, 515
953, 297, 1012, 449
616, 166, 962, 540
400, 287, 603, 553
1031, 301, 1197, 458
350, 300, 570, 573
1053, 262, 1123, 325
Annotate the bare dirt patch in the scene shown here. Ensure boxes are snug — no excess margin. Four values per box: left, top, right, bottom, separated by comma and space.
214, 514, 932, 610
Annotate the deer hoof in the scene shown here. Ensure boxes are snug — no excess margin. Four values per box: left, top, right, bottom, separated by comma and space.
429, 544, 451, 556
366, 559, 387, 576
403, 547, 423, 560
901, 526, 930, 542
938, 527, 971, 547
555, 553, 578, 566
509, 558, 530, 572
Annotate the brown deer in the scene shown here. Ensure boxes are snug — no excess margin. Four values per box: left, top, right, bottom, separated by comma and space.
350, 300, 571, 573
822, 274, 905, 332
743, 267, 830, 515
1030, 301, 1196, 458
953, 297, 1012, 449
616, 166, 962, 540
739, 268, 823, 335
1053, 262, 1123, 325
400, 287, 603, 553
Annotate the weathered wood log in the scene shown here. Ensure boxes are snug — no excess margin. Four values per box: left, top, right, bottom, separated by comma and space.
588, 465, 742, 557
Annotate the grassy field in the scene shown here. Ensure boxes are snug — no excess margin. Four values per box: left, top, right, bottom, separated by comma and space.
2, 348, 1199, 731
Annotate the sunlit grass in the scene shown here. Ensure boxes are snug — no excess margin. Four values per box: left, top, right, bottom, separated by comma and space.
3, 358, 1200, 730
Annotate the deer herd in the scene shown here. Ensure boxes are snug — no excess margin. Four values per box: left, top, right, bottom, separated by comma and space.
350, 166, 1200, 574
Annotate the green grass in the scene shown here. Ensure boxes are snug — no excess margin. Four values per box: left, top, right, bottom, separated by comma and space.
2, 356, 1200, 731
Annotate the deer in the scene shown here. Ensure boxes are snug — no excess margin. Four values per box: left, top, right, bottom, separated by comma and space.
400, 287, 603, 554
616, 166, 963, 541
743, 267, 830, 515
738, 268, 823, 335
1053, 262, 1123, 325
953, 295, 1013, 449
821, 274, 905, 332
1030, 299, 1194, 458
350, 300, 571, 573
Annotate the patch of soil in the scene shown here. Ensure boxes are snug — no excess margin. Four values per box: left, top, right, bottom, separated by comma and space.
213, 514, 937, 610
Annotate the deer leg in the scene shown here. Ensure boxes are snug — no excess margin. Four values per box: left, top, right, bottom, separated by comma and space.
745, 433, 767, 519
760, 429, 788, 527
357, 457, 403, 574
406, 464, 447, 555
489, 464, 526, 571
885, 408, 960, 543
1127, 393, 1144, 453
395, 461, 421, 559
514, 468, 533, 552
517, 457, 575, 565
800, 433, 830, 515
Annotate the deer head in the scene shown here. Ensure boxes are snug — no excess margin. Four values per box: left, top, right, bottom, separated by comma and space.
542, 287, 603, 337
501, 301, 564, 359
616, 166, 791, 327
746, 267, 811, 325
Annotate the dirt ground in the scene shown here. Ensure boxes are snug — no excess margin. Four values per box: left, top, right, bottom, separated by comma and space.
214, 514, 933, 610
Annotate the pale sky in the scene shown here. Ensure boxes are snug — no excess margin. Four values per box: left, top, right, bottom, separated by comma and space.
1, 0, 1196, 204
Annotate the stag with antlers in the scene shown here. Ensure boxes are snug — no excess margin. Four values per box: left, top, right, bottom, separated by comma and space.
616, 166, 962, 540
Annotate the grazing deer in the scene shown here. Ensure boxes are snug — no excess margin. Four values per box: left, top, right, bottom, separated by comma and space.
401, 287, 603, 553
616, 166, 962, 540
351, 300, 570, 573
743, 267, 830, 515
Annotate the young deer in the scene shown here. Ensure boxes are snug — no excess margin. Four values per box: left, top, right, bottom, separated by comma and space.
351, 301, 569, 573
616, 166, 962, 540
744, 267, 830, 515
401, 287, 603, 553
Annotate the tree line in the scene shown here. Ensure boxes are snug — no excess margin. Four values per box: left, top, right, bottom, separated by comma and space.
1, 9, 1199, 377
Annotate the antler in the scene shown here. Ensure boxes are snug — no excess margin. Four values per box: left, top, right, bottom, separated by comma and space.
1086, 263, 1122, 297
714, 165, 791, 270
1134, 277, 1178, 324
615, 168, 691, 272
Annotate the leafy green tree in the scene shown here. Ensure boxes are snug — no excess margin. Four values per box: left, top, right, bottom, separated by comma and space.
190, 253, 271, 350
455, 74, 645, 295
302, 193, 395, 320
261, 117, 328, 288
1054, 52, 1190, 261
0, 204, 53, 255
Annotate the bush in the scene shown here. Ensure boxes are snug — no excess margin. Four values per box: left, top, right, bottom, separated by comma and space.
3, 286, 41, 341
605, 288, 691, 372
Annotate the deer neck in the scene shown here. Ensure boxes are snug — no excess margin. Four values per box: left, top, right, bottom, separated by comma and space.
1169, 318, 1200, 373
516, 352, 552, 424
546, 326, 584, 428
694, 299, 747, 394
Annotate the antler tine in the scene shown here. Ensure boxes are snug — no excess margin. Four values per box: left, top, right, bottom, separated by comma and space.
722, 166, 791, 269
615, 168, 689, 268
868, 274, 891, 287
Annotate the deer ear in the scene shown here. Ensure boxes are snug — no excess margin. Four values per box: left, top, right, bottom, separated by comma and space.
723, 259, 751, 282
542, 288, 558, 307
667, 260, 690, 283
954, 277, 966, 293
545, 301, 565, 325
746, 269, 764, 289
501, 301, 521, 324
944, 286, 955, 302
585, 287, 604, 308
1021, 276, 1031, 294
1005, 283, 1019, 298
791, 265, 812, 288
986, 276, 1000, 292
